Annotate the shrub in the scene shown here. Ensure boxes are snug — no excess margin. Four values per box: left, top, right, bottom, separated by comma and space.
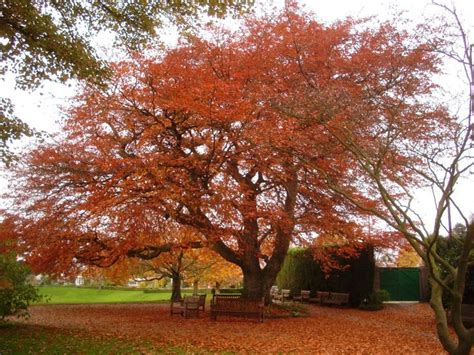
219, 288, 243, 294
265, 301, 310, 318
359, 289, 390, 311
0, 252, 42, 321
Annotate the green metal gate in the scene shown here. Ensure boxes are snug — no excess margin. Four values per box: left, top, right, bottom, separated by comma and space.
380, 268, 420, 301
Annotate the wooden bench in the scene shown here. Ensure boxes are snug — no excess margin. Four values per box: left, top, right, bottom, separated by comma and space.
462, 304, 474, 326
210, 294, 264, 322
321, 292, 350, 306
197, 294, 207, 312
271, 288, 290, 303
170, 295, 201, 318
309, 291, 327, 305
270, 286, 280, 302
293, 290, 311, 302
313, 291, 349, 306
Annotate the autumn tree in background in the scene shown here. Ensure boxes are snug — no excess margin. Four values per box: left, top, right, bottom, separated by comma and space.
130, 249, 204, 301
7, 5, 450, 307
84, 246, 241, 300
126, 248, 241, 300
193, 250, 243, 292
396, 247, 423, 268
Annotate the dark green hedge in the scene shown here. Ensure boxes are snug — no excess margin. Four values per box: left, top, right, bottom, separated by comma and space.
276, 246, 375, 307
219, 288, 243, 294
434, 234, 474, 306
463, 266, 474, 304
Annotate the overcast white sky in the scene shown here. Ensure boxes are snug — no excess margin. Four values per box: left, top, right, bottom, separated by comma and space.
1, 0, 473, 230
2, 0, 473, 130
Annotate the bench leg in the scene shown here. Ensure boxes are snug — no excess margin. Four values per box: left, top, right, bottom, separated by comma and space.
184, 308, 199, 319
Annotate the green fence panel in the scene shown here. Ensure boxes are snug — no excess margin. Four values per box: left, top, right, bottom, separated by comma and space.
380, 268, 420, 301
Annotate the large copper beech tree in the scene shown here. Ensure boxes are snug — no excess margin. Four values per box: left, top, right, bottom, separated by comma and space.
9, 8, 447, 301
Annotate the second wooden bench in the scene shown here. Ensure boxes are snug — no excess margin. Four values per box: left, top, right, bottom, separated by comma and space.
311, 291, 350, 306
210, 294, 264, 322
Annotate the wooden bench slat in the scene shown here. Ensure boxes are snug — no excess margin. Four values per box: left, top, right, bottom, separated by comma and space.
462, 304, 474, 326
294, 290, 311, 302
210, 294, 264, 322
314, 291, 350, 306
170, 295, 203, 318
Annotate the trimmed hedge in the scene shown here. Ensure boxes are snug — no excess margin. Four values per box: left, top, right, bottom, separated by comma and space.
276, 246, 375, 307
143, 288, 210, 294
464, 266, 474, 304
219, 288, 243, 294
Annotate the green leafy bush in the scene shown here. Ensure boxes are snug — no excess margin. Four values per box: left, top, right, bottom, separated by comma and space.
219, 288, 243, 294
265, 301, 310, 318
376, 289, 390, 302
359, 289, 390, 311
279, 301, 310, 317
0, 252, 42, 321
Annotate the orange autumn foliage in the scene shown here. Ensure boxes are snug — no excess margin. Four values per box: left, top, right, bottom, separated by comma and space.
7, 4, 449, 298
396, 247, 423, 268
94, 246, 242, 288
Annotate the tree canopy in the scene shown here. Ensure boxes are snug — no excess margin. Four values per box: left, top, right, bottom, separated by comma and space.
0, 0, 255, 89
0, 0, 254, 164
8, 6, 450, 303
0, 98, 35, 165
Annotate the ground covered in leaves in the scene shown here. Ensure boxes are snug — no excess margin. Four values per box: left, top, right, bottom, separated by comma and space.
6, 303, 445, 353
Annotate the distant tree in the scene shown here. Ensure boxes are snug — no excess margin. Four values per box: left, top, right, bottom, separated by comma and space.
132, 249, 194, 301
193, 250, 243, 291
115, 245, 241, 300
396, 247, 422, 267
436, 224, 467, 269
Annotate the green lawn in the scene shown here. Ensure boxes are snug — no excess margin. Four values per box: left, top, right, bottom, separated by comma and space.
37, 286, 195, 304
0, 323, 191, 354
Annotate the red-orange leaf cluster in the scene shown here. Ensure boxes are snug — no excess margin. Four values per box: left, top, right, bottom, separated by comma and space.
7, 5, 450, 299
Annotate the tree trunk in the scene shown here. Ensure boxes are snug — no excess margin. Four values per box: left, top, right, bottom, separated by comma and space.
428, 258, 473, 355
171, 275, 182, 301
241, 262, 285, 304
242, 269, 265, 299
192, 280, 199, 295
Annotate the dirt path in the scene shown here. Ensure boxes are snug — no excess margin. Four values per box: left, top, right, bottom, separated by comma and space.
18, 302, 445, 354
